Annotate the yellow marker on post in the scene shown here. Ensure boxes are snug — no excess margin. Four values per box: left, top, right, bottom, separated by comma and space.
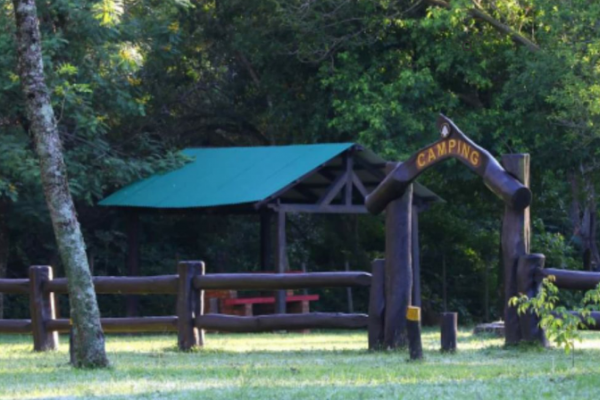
406, 306, 421, 322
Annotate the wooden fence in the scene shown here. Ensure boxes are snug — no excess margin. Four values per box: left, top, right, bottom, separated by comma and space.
0, 261, 384, 351
517, 254, 600, 342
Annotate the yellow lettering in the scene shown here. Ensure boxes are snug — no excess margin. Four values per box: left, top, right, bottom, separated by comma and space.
449, 139, 457, 154
417, 152, 426, 168
436, 142, 447, 157
427, 148, 436, 163
460, 142, 471, 159
470, 150, 480, 167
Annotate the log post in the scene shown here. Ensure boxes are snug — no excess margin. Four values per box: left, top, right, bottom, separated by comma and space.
177, 261, 205, 350
125, 211, 141, 317
501, 154, 531, 345
384, 177, 413, 349
406, 306, 423, 360
29, 266, 58, 351
274, 209, 287, 314
368, 259, 385, 350
517, 253, 547, 345
440, 312, 457, 352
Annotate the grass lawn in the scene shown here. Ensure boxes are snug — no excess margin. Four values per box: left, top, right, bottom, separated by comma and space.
1, 328, 600, 399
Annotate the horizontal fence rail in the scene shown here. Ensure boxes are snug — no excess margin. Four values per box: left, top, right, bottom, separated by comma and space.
46, 317, 179, 334
539, 268, 600, 291
194, 272, 372, 290
0, 279, 29, 295
45, 275, 179, 295
0, 319, 32, 334
196, 312, 368, 332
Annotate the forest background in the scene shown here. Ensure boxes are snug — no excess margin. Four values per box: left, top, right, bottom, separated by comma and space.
1, 0, 599, 323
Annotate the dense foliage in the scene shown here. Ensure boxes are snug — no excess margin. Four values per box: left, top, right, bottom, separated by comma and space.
1, 0, 599, 322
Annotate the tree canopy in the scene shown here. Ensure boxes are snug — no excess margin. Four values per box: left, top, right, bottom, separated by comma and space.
1, 0, 599, 322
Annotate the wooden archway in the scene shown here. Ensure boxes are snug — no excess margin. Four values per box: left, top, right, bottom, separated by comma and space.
365, 114, 531, 214
366, 114, 534, 348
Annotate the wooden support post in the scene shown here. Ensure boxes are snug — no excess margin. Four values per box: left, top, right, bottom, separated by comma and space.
384, 179, 413, 349
126, 211, 141, 317
412, 207, 421, 307
368, 259, 385, 350
441, 312, 458, 352
517, 254, 547, 345
345, 261, 354, 313
260, 210, 272, 272
274, 209, 286, 314
407, 306, 423, 360
177, 261, 205, 350
344, 152, 353, 205
29, 266, 58, 351
501, 154, 530, 345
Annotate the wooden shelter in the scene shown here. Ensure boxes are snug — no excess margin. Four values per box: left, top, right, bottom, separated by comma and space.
99, 143, 442, 315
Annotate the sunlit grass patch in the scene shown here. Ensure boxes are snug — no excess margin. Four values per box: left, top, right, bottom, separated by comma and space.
1, 328, 600, 399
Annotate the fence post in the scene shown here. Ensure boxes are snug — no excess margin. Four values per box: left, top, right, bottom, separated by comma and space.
517, 253, 547, 345
368, 259, 385, 350
29, 266, 58, 351
177, 261, 205, 350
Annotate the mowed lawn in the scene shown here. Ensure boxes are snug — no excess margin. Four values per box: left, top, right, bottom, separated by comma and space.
1, 329, 600, 399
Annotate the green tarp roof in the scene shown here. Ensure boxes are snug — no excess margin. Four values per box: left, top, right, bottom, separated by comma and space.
99, 143, 441, 210
99, 143, 356, 209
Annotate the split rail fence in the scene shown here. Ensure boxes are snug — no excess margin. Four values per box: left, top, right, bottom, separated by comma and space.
0, 261, 388, 351
517, 254, 600, 342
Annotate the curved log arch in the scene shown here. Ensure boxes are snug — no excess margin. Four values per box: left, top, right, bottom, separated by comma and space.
365, 114, 532, 214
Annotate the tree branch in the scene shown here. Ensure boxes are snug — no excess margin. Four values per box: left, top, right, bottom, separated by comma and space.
424, 0, 540, 53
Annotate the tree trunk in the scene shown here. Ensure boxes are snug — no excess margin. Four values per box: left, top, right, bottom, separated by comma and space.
12, 0, 108, 368
0, 201, 9, 319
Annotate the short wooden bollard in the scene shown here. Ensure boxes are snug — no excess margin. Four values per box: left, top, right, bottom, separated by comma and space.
441, 312, 458, 352
406, 306, 423, 360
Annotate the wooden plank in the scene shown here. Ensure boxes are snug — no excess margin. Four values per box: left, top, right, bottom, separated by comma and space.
318, 171, 349, 206
365, 115, 531, 214
352, 172, 369, 198
0, 319, 31, 333
177, 261, 204, 350
0, 279, 29, 295
441, 312, 458, 352
541, 268, 600, 291
501, 153, 531, 345
48, 317, 178, 334
194, 272, 371, 290
45, 275, 179, 295
384, 182, 413, 349
517, 254, 547, 345
29, 266, 58, 351
273, 204, 369, 214
368, 259, 385, 351
195, 312, 368, 332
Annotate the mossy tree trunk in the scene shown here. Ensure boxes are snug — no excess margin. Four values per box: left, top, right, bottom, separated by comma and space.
12, 0, 108, 368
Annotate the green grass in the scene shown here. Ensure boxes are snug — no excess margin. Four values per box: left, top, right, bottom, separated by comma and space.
1, 329, 600, 399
